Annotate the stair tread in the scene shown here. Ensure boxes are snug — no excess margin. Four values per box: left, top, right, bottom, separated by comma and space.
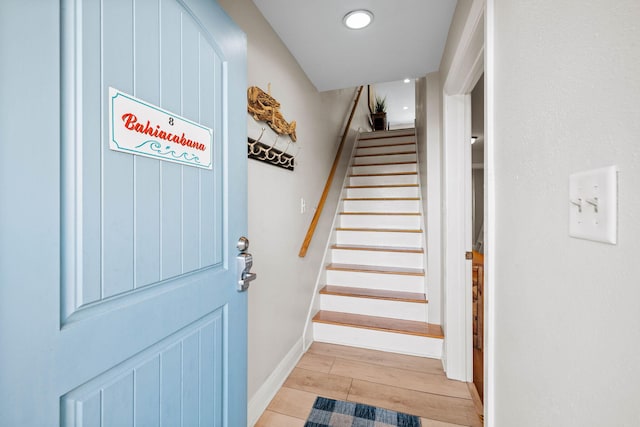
340, 212, 420, 216
312, 310, 443, 338
326, 263, 424, 276
350, 172, 417, 177
352, 161, 417, 167
343, 197, 420, 201
337, 227, 422, 233
359, 133, 415, 141
320, 285, 427, 303
331, 244, 424, 253
354, 151, 416, 158
357, 142, 416, 149
346, 184, 418, 189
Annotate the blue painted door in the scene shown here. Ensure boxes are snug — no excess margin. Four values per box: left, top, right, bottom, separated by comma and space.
0, 0, 247, 425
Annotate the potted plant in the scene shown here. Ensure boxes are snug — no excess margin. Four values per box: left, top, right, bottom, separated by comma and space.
371, 96, 387, 131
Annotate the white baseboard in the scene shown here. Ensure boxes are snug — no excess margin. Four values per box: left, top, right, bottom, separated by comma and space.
247, 337, 304, 427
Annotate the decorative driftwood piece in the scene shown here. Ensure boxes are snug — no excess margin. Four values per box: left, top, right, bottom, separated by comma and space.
247, 86, 297, 141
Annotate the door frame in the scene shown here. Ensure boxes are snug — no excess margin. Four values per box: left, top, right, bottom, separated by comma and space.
440, 0, 485, 385
485, 1, 495, 424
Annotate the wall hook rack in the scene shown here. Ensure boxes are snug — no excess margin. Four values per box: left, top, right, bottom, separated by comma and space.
247, 136, 295, 171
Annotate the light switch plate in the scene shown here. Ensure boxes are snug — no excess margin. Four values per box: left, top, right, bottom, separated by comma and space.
569, 165, 617, 244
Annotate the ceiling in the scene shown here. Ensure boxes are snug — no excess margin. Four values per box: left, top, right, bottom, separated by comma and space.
251, 0, 458, 92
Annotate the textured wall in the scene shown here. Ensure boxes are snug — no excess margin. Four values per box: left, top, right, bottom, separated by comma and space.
492, 1, 640, 424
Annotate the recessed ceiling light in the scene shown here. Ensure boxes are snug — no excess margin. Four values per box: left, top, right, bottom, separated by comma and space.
403, 78, 411, 83
403, 106, 409, 110
343, 10, 373, 30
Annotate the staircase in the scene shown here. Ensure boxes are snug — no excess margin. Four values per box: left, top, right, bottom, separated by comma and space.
311, 129, 444, 358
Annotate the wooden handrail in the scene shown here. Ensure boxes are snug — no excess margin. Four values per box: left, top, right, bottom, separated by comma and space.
299, 85, 364, 257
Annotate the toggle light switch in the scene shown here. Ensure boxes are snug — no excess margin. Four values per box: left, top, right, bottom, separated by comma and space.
569, 165, 617, 244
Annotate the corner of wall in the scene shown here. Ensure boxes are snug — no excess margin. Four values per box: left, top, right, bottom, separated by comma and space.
247, 337, 304, 427
419, 72, 443, 327
217, 0, 368, 406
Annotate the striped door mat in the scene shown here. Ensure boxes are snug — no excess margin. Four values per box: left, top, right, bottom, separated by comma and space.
305, 396, 421, 427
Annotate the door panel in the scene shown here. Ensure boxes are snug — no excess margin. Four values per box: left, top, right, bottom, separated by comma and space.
64, 0, 227, 312
62, 311, 223, 427
0, 0, 247, 425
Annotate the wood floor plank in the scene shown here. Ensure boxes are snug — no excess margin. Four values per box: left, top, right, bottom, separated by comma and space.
283, 367, 352, 400
467, 382, 484, 421
255, 410, 305, 427
266, 387, 318, 420
312, 311, 444, 338
306, 342, 445, 375
258, 344, 483, 427
330, 358, 470, 399
347, 379, 481, 427
296, 352, 335, 374
421, 418, 471, 427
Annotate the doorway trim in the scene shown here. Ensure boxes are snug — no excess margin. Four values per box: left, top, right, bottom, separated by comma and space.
485, 1, 495, 425
440, 0, 485, 383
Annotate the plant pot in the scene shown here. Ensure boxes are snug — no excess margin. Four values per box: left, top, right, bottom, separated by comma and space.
371, 112, 387, 131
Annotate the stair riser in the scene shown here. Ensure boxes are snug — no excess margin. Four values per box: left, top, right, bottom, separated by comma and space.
336, 230, 422, 247
351, 163, 417, 175
349, 175, 418, 186
339, 214, 420, 229
326, 270, 424, 292
358, 135, 415, 146
312, 323, 443, 359
343, 199, 420, 213
319, 295, 427, 322
346, 187, 419, 198
354, 153, 416, 165
356, 144, 416, 156
331, 248, 424, 269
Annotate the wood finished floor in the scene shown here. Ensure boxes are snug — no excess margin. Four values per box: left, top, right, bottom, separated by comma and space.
255, 342, 483, 427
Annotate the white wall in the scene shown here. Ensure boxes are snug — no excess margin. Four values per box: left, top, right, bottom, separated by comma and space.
440, 0, 474, 88
491, 1, 640, 425
217, 0, 369, 408
374, 79, 416, 129
415, 73, 443, 326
